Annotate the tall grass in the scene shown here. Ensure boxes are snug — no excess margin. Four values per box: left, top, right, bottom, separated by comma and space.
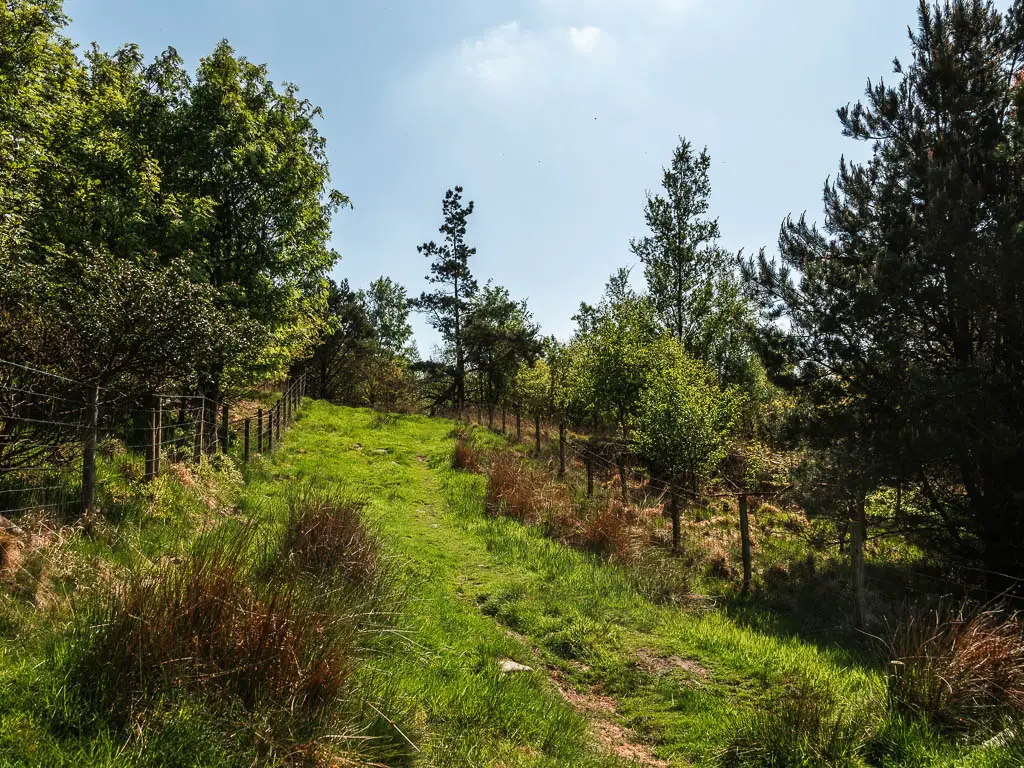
281, 485, 379, 586
885, 601, 1024, 731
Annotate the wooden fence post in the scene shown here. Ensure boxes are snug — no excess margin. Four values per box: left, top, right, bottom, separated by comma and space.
852, 492, 867, 630
145, 394, 161, 481
266, 406, 274, 453
81, 385, 99, 514
275, 402, 281, 441
243, 418, 251, 463
739, 494, 752, 595
586, 457, 594, 498
220, 402, 229, 454
670, 483, 681, 552
193, 400, 204, 464
558, 421, 566, 480
257, 408, 264, 453
285, 383, 291, 424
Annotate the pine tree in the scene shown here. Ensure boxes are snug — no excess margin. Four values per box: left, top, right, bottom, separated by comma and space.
413, 187, 478, 409
747, 0, 1024, 590
631, 138, 722, 345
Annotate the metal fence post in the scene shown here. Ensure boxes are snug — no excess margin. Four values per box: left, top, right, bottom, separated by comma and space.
220, 402, 229, 454
243, 418, 251, 463
145, 394, 161, 481
193, 400, 204, 463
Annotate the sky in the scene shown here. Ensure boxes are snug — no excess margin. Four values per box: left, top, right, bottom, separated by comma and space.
65, 0, 921, 353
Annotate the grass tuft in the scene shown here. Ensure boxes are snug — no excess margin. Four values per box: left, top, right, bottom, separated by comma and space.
720, 673, 876, 767
885, 601, 1024, 731
282, 485, 379, 586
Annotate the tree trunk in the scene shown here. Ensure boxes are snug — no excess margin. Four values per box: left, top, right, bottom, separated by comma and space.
739, 494, 752, 595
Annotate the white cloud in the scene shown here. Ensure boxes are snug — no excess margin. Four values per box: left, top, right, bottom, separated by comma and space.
567, 25, 603, 55
460, 22, 542, 88
399, 0, 694, 113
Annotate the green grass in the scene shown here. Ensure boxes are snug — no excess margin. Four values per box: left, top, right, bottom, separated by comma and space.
0, 401, 1016, 766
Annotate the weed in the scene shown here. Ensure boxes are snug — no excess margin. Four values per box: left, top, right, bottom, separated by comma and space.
58, 535, 358, 735
486, 452, 568, 524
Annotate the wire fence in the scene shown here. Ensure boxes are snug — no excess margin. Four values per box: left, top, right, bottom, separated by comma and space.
0, 359, 307, 519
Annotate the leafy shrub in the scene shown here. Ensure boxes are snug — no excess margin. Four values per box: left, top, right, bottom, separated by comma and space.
720, 674, 874, 767
885, 601, 1024, 731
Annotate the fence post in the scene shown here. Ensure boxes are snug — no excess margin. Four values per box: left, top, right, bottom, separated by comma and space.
193, 400, 204, 464
267, 406, 274, 453
617, 452, 628, 502
275, 402, 281, 441
220, 402, 229, 454
586, 457, 594, 498
145, 394, 161, 481
558, 421, 566, 480
243, 418, 251, 463
739, 494, 752, 595
257, 408, 264, 453
501, 406, 506, 435
535, 414, 542, 457
81, 385, 100, 514
284, 383, 291, 424
670, 482, 681, 552
852, 492, 867, 630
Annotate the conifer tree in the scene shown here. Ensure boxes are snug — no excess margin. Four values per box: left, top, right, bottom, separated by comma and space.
413, 187, 478, 409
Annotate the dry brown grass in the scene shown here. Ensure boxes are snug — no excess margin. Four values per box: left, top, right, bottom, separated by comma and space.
571, 499, 639, 563
486, 452, 569, 524
452, 438, 481, 471
282, 487, 379, 586
886, 601, 1024, 730
68, 536, 358, 727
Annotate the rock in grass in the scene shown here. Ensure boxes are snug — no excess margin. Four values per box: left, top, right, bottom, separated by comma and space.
499, 659, 534, 674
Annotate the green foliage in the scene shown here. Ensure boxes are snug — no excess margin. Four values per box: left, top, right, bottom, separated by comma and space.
0, 4, 346, 394
564, 270, 663, 436
744, 0, 1024, 585
463, 282, 542, 412
633, 345, 742, 489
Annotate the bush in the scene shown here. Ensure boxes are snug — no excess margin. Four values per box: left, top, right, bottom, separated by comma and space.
885, 601, 1024, 731
572, 499, 637, 562
720, 674, 874, 767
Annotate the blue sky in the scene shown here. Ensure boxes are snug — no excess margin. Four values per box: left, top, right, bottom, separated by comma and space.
66, 0, 921, 352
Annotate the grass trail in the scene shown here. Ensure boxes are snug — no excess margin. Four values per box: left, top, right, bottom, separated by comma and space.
259, 403, 932, 767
